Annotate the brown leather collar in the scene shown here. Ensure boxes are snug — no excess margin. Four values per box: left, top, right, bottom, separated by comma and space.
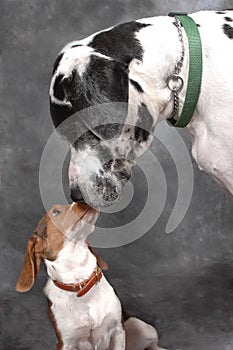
53, 266, 102, 297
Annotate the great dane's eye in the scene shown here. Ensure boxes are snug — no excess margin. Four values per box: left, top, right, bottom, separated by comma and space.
52, 209, 61, 216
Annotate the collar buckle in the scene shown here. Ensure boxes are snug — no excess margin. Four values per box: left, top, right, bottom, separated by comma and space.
53, 265, 102, 297
95, 267, 101, 282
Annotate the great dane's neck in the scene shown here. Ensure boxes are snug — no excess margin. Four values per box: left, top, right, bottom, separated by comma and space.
127, 16, 189, 126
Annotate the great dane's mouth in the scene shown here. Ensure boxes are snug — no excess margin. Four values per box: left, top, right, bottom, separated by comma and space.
70, 168, 128, 207
68, 133, 135, 207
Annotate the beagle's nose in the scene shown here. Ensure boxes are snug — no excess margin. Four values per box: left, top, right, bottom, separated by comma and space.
70, 187, 85, 203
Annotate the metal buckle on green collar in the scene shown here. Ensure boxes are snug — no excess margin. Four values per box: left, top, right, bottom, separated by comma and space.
167, 13, 203, 128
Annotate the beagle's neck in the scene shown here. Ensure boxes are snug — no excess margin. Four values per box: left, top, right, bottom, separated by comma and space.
45, 240, 97, 284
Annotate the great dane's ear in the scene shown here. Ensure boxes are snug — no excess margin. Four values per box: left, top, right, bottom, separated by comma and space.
102, 59, 129, 102
87, 242, 108, 271
69, 55, 129, 107
16, 234, 43, 293
50, 54, 129, 140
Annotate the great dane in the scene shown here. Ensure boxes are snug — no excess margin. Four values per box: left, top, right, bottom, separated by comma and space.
49, 10, 233, 207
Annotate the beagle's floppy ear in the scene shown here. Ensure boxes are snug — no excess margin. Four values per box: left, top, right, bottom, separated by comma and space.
16, 234, 43, 293
87, 242, 108, 271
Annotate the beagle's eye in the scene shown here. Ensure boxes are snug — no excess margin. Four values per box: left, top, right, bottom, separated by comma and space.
52, 208, 61, 216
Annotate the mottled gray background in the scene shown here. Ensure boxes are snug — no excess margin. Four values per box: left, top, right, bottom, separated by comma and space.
1, 1, 233, 349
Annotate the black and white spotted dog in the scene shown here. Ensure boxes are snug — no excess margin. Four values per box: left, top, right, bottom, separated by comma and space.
50, 10, 233, 207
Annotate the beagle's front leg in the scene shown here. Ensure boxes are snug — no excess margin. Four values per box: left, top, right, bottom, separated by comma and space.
109, 325, 125, 350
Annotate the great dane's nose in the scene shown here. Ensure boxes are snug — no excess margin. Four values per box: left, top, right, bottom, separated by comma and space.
70, 187, 85, 202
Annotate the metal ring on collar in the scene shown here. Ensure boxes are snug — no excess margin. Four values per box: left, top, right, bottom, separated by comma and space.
167, 75, 184, 92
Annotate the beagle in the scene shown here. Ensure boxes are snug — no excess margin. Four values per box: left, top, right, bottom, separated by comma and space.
16, 202, 164, 350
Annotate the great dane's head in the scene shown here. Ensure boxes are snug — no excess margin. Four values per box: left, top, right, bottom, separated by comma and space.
49, 21, 156, 207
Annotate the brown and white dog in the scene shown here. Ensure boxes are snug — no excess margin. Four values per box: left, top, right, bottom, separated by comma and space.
16, 202, 163, 350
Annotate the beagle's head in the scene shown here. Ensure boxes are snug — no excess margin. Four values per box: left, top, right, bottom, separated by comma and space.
16, 203, 106, 293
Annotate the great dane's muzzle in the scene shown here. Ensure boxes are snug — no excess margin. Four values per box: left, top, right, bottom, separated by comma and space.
69, 156, 132, 207
70, 186, 85, 202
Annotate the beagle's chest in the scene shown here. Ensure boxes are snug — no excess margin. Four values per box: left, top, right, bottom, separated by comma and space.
44, 277, 122, 349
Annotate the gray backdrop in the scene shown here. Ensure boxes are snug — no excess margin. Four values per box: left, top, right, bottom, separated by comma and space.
1, 1, 233, 349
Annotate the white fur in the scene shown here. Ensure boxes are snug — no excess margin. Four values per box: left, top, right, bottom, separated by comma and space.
69, 146, 103, 187
77, 11, 233, 196
130, 11, 233, 195
44, 239, 125, 350
124, 317, 166, 350
43, 230, 163, 349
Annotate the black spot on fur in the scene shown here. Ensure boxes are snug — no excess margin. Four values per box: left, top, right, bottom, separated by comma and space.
134, 126, 150, 143
61, 69, 90, 109
224, 16, 233, 22
71, 44, 83, 48
216, 11, 226, 14
51, 69, 89, 131
223, 23, 233, 39
53, 74, 65, 100
129, 79, 144, 93
51, 72, 81, 130
88, 21, 150, 64
73, 123, 123, 149
51, 22, 145, 131
103, 159, 114, 171
93, 123, 123, 140
137, 103, 153, 131
52, 53, 64, 74
83, 55, 129, 105
73, 130, 101, 149
50, 101, 75, 129
50, 55, 129, 132
134, 103, 153, 143
115, 158, 125, 167
196, 24, 201, 27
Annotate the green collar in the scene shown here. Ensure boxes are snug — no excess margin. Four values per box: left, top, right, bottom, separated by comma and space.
167, 13, 203, 128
